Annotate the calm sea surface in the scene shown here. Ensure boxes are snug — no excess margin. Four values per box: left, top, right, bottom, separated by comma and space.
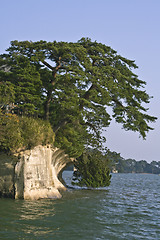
0, 172, 160, 240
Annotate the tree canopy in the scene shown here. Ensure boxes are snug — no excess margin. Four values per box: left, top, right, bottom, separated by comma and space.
0, 38, 157, 158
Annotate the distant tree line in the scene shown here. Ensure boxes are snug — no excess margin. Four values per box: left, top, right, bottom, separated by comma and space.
108, 151, 160, 174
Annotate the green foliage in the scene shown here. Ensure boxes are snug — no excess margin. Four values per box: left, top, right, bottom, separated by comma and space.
0, 81, 15, 106
0, 55, 42, 116
54, 123, 86, 158
1, 38, 156, 152
0, 39, 157, 188
0, 113, 55, 152
72, 149, 112, 188
0, 113, 23, 151
20, 117, 55, 149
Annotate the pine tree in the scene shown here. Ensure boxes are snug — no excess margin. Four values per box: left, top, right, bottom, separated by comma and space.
0, 38, 157, 158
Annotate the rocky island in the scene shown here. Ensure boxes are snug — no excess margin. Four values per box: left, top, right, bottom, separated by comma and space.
0, 39, 156, 197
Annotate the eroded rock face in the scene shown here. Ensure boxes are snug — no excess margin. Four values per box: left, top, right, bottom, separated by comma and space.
0, 145, 72, 200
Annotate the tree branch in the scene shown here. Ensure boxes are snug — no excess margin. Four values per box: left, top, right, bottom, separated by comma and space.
41, 60, 54, 70
43, 57, 62, 119
52, 57, 62, 79
79, 84, 97, 110
112, 97, 124, 108
82, 121, 100, 138
53, 119, 69, 133
41, 57, 62, 75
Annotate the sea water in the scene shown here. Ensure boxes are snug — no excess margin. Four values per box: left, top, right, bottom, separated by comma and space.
0, 172, 160, 240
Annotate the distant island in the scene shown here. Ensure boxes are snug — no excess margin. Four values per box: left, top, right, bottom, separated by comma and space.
109, 151, 160, 174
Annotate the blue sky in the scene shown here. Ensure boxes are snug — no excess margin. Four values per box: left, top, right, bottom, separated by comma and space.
1, 0, 160, 162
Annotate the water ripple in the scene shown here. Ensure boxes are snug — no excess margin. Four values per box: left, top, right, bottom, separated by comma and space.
0, 173, 160, 239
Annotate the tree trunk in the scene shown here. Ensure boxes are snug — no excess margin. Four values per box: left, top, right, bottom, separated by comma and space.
42, 58, 61, 121
44, 89, 52, 121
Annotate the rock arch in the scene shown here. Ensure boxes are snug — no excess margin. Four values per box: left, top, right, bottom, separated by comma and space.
0, 145, 73, 200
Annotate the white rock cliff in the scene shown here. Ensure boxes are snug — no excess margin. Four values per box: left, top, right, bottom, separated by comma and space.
0, 145, 72, 200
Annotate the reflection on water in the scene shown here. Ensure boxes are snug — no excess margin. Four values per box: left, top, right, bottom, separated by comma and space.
18, 200, 61, 238
0, 198, 61, 239
19, 200, 55, 220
